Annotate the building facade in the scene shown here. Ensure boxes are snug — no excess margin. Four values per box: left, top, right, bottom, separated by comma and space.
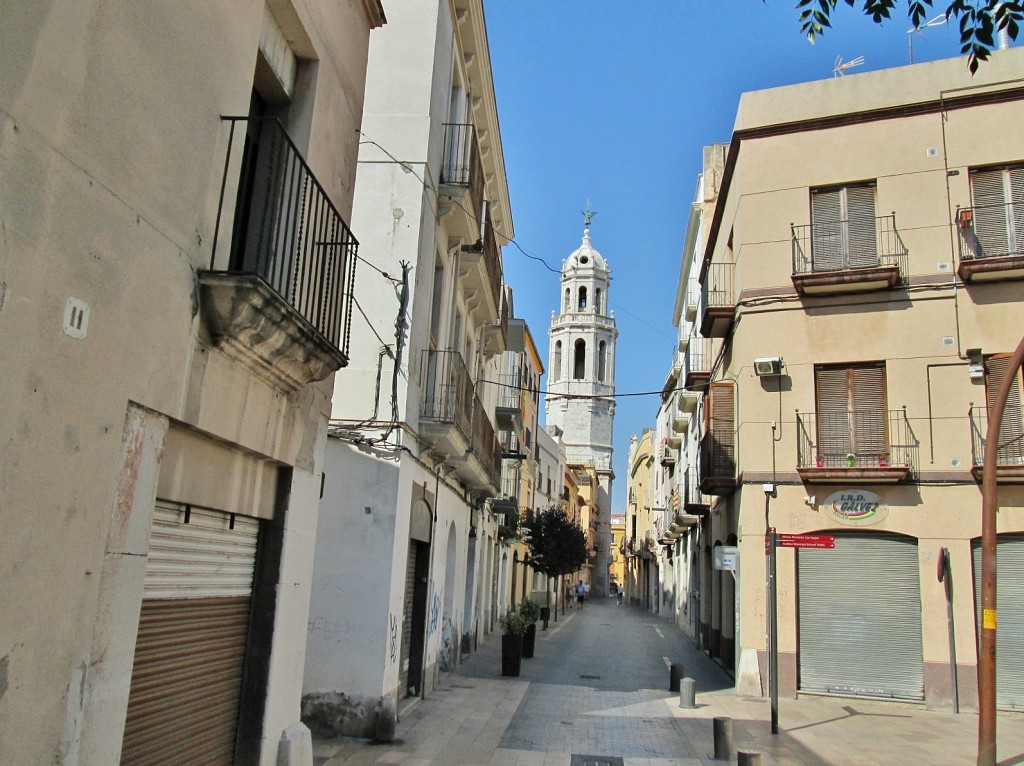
302, 0, 516, 738
546, 226, 617, 596
691, 49, 1024, 710
0, 2, 384, 763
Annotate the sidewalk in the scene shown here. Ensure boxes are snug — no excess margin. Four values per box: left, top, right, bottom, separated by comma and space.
313, 598, 1024, 765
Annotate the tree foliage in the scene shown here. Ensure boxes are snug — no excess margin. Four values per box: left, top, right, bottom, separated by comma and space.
526, 506, 587, 578
793, 0, 1022, 72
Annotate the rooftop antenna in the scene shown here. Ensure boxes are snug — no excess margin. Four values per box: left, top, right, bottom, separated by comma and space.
833, 54, 865, 77
907, 13, 948, 64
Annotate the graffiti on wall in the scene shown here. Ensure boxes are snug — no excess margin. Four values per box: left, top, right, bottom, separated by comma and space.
438, 615, 455, 672
427, 590, 441, 636
388, 613, 399, 665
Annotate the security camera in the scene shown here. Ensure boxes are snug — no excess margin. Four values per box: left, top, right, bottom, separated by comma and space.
763, 483, 777, 498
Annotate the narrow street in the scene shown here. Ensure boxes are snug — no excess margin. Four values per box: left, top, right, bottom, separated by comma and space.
313, 597, 1024, 765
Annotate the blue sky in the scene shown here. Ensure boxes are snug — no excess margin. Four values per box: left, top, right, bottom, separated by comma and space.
484, 2, 975, 515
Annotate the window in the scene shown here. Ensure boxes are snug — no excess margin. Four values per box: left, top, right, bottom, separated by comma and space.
984, 355, 1024, 464
564, 288, 570, 312
598, 341, 607, 382
573, 340, 586, 380
970, 165, 1024, 259
701, 381, 736, 483
578, 286, 587, 310
811, 183, 878, 271
595, 287, 602, 314
815, 363, 886, 462
553, 341, 562, 382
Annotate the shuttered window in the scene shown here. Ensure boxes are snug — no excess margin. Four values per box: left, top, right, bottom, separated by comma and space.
970, 165, 1024, 258
707, 382, 735, 478
815, 364, 887, 462
984, 354, 1024, 464
811, 184, 878, 271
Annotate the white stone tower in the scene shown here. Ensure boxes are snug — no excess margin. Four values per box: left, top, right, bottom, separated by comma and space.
546, 219, 617, 595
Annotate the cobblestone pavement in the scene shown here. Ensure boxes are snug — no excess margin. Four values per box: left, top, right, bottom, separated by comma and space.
313, 596, 1024, 765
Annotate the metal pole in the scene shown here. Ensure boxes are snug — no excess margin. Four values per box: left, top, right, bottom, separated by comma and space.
939, 548, 959, 714
766, 521, 778, 735
979, 335, 1024, 765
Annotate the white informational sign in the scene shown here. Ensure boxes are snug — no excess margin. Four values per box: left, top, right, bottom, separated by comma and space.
713, 545, 739, 571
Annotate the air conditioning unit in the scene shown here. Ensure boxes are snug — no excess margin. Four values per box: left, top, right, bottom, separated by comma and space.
754, 357, 784, 377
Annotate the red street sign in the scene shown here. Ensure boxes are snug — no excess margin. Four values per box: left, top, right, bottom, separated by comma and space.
778, 534, 835, 549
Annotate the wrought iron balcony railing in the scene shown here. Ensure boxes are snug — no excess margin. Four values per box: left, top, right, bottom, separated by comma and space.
211, 116, 357, 355
969, 405, 1024, 468
472, 395, 502, 489
791, 214, 904, 277
957, 203, 1024, 261
698, 432, 736, 494
701, 261, 734, 309
796, 408, 915, 470
419, 349, 474, 439
440, 122, 484, 216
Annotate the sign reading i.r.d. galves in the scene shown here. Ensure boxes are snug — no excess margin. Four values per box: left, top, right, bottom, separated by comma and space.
823, 489, 887, 527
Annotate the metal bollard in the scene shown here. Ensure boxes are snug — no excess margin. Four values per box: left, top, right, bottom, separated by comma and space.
679, 677, 696, 708
738, 752, 762, 766
713, 717, 733, 760
669, 663, 682, 692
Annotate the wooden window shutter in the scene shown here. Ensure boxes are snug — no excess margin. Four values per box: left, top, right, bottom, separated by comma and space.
845, 185, 878, 268
811, 184, 877, 271
811, 188, 844, 271
971, 168, 1011, 257
815, 363, 886, 460
709, 381, 735, 476
985, 354, 1024, 463
815, 366, 851, 457
851, 364, 887, 455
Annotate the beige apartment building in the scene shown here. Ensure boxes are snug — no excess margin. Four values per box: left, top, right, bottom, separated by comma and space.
0, 2, 383, 763
623, 429, 657, 609
690, 49, 1024, 711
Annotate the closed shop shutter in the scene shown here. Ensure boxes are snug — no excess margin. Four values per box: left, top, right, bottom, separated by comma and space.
121, 503, 259, 765
399, 540, 418, 696
984, 355, 1024, 464
798, 532, 923, 700
973, 534, 1024, 710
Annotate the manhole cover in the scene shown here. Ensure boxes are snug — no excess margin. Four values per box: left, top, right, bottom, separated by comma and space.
570, 756, 624, 766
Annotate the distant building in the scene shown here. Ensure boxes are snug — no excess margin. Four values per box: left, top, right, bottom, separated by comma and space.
623, 430, 656, 608
546, 226, 618, 595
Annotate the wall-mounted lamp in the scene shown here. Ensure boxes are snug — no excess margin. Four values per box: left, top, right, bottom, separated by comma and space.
754, 357, 784, 377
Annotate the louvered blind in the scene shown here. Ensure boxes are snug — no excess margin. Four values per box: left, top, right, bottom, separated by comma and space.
816, 364, 886, 459
852, 364, 887, 456
985, 355, 1024, 464
816, 367, 851, 456
845, 185, 878, 268
811, 188, 844, 271
811, 184, 878, 270
709, 382, 735, 476
971, 166, 1024, 258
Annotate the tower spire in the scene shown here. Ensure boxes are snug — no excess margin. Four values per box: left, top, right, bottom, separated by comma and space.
581, 200, 597, 229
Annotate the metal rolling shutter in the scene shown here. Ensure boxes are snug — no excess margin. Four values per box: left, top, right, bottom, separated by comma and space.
121, 503, 259, 765
973, 534, 1024, 709
798, 532, 923, 700
399, 541, 418, 696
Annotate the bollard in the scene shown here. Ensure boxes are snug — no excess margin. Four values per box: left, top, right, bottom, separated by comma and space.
712, 717, 733, 760
669, 663, 682, 692
738, 752, 762, 766
679, 677, 696, 708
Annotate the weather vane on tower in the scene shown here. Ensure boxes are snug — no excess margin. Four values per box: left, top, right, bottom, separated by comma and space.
581, 199, 597, 228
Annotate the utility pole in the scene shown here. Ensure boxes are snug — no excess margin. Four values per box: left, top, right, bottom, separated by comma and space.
978, 335, 1024, 765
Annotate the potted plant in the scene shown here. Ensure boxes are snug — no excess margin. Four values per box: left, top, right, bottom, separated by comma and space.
518, 598, 541, 658
846, 453, 857, 468
878, 450, 888, 467
498, 608, 528, 677
816, 454, 824, 468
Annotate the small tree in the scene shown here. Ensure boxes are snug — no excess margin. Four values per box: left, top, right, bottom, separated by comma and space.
527, 505, 588, 609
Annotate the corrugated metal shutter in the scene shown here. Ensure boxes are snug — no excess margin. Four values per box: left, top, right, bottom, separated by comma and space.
973, 534, 1024, 709
798, 532, 923, 700
984, 355, 1024, 464
121, 503, 259, 765
399, 540, 418, 696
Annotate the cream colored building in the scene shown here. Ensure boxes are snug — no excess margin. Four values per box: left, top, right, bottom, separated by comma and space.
622, 429, 657, 608
302, 0, 519, 738
0, 2, 383, 763
691, 49, 1024, 710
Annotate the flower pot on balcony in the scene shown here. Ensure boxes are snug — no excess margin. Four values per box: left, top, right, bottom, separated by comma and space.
521, 622, 537, 658
816, 456, 824, 468
501, 633, 523, 676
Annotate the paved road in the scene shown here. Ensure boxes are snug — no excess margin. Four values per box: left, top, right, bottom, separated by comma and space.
314, 596, 1024, 765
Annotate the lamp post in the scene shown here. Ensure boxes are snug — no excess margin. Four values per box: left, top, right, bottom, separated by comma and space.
978, 335, 1024, 766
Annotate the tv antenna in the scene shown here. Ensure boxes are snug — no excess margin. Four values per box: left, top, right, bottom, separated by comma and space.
833, 55, 865, 77
907, 13, 948, 64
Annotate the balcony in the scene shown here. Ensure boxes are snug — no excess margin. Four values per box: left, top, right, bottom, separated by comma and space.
659, 442, 677, 468
795, 409, 915, 483
684, 337, 713, 390
439, 123, 484, 244
203, 116, 357, 392
790, 214, 904, 296
684, 474, 711, 517
419, 349, 500, 494
969, 406, 1024, 482
956, 204, 1024, 283
499, 428, 524, 460
699, 262, 735, 338
481, 288, 509, 358
698, 432, 737, 495
458, 207, 503, 335
495, 369, 524, 432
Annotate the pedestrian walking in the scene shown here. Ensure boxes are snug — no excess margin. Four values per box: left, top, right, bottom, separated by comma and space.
575, 580, 586, 610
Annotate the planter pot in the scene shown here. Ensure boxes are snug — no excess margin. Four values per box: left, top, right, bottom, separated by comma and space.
521, 622, 537, 658
501, 633, 523, 677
